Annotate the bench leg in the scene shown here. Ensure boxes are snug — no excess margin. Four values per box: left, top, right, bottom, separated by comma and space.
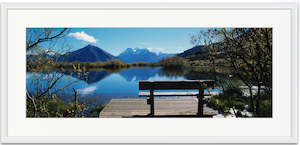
149, 89, 154, 116
197, 88, 204, 117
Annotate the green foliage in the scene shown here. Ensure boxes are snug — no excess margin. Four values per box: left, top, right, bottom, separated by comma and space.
191, 28, 272, 116
207, 87, 272, 117
159, 56, 190, 68
188, 58, 231, 67
102, 59, 130, 68
26, 95, 88, 118
130, 62, 159, 67
253, 92, 272, 117
207, 91, 246, 115
257, 99, 272, 117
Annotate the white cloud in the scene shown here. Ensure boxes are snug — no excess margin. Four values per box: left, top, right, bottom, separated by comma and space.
147, 47, 165, 54
78, 86, 96, 94
68, 31, 97, 43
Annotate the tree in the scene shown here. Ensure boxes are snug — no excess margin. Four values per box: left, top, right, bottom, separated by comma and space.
219, 28, 272, 115
26, 28, 89, 117
191, 28, 272, 116
191, 29, 220, 71
26, 28, 69, 51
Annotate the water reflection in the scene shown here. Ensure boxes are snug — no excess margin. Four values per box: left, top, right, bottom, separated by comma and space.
62, 70, 110, 84
120, 67, 160, 81
27, 67, 227, 105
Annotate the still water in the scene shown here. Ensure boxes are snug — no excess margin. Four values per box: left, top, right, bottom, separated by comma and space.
26, 67, 222, 106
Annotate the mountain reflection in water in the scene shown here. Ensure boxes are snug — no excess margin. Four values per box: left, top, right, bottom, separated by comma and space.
26, 67, 226, 106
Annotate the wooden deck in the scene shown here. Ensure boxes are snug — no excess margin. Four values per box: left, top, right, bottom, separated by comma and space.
99, 98, 218, 118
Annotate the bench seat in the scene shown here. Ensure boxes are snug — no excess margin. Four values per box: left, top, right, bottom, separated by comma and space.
138, 80, 214, 116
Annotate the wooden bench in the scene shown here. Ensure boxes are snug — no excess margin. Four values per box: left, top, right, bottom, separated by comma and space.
138, 80, 214, 117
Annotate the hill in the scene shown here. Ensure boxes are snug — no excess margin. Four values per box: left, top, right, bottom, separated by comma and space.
177, 45, 208, 58
57, 44, 117, 62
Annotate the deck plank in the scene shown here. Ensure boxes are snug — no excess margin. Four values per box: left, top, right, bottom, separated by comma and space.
99, 98, 218, 118
138, 92, 212, 97
139, 92, 199, 96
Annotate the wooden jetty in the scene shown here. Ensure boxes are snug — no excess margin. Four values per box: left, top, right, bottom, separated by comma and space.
99, 98, 218, 118
100, 80, 217, 118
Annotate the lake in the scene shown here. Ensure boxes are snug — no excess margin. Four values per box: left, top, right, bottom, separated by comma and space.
26, 67, 224, 106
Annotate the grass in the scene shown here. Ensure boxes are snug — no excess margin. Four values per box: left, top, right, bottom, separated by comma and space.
27, 54, 232, 72
130, 62, 160, 67
27, 59, 163, 72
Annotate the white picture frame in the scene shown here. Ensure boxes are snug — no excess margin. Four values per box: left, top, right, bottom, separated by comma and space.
0, 2, 298, 144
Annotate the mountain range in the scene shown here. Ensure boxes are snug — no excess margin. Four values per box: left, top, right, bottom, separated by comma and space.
118, 48, 175, 63
27, 44, 206, 63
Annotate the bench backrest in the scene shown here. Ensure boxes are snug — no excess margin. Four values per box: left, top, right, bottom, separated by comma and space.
139, 80, 214, 90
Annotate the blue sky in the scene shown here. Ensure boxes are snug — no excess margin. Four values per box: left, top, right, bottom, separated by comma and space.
27, 28, 208, 56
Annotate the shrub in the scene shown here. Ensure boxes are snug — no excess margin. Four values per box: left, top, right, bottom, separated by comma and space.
159, 56, 190, 68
